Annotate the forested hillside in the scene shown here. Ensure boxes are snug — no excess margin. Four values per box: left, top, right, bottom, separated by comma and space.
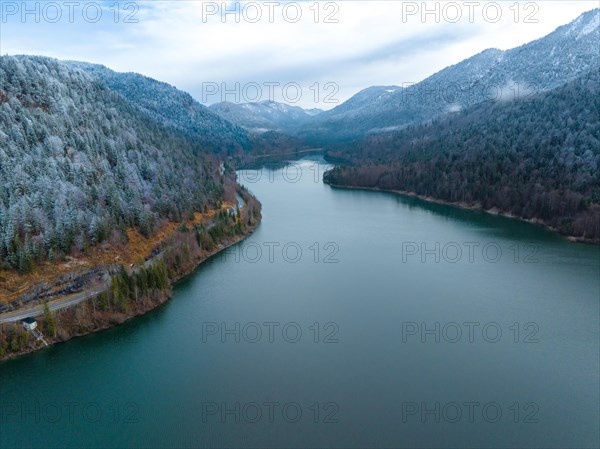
325, 70, 600, 241
0, 56, 225, 273
69, 63, 309, 162
67, 61, 252, 155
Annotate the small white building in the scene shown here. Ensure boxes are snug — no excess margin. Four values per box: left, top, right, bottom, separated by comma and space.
22, 317, 37, 331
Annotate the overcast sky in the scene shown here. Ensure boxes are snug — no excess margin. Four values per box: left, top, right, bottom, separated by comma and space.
0, 1, 596, 108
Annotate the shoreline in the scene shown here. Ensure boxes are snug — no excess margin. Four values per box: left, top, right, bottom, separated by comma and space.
0, 216, 261, 362
325, 182, 599, 245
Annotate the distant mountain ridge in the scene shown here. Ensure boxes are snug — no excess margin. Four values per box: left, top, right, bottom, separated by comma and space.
209, 100, 323, 133
64, 9, 600, 147
301, 8, 600, 143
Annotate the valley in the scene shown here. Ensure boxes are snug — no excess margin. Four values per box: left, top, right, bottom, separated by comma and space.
1, 8, 599, 354
0, 7, 599, 448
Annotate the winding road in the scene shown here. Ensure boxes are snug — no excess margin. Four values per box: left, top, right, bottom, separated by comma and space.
0, 198, 245, 325
0, 288, 106, 324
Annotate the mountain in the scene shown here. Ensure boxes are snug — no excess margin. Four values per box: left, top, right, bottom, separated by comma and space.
0, 55, 226, 273
305, 8, 600, 143
318, 85, 402, 119
67, 61, 252, 155
70, 63, 311, 165
209, 100, 323, 133
325, 69, 600, 241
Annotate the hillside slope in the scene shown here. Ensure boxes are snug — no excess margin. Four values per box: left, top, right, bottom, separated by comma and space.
67, 61, 252, 155
0, 55, 225, 274
325, 69, 600, 241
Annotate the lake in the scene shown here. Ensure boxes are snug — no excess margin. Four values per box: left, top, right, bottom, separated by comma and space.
1, 158, 598, 448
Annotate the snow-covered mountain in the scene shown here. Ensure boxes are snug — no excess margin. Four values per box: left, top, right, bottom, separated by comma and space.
322, 85, 402, 118
209, 100, 323, 133
302, 8, 600, 143
67, 62, 252, 154
0, 56, 229, 271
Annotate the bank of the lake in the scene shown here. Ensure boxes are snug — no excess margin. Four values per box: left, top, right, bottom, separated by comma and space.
0, 194, 261, 361
324, 181, 600, 245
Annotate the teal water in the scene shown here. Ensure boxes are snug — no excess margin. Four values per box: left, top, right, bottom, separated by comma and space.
1, 159, 598, 448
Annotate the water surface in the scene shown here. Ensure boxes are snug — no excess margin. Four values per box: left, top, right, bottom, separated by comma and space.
1, 159, 598, 448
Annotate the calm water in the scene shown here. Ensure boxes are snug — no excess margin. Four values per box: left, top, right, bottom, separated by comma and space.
1, 159, 598, 448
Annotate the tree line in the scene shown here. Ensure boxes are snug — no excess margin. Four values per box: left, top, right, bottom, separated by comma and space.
325, 70, 600, 241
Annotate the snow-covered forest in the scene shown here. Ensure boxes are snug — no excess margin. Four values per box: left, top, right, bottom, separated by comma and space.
67, 61, 252, 155
0, 56, 224, 273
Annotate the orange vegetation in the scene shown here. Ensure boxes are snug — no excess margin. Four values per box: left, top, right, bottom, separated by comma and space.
0, 204, 234, 303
